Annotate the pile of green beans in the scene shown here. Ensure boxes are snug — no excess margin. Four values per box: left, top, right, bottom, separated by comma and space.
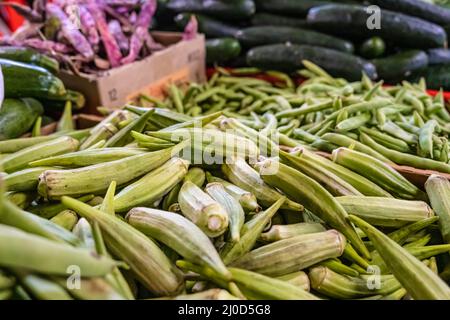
140, 63, 450, 175
0, 63, 449, 300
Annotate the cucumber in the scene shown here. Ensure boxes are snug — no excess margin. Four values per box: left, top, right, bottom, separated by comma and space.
167, 0, 255, 20
0, 59, 66, 99
427, 48, 450, 65
359, 37, 386, 59
0, 98, 44, 140
373, 50, 428, 81
0, 47, 59, 74
255, 0, 332, 17
371, 0, 450, 26
246, 43, 377, 81
236, 26, 354, 53
307, 4, 447, 49
251, 13, 310, 29
409, 64, 450, 90
206, 38, 242, 64
174, 13, 239, 38
40, 90, 86, 110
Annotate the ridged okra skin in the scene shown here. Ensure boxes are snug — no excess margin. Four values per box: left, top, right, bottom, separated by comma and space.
336, 196, 434, 227
231, 230, 346, 277
178, 180, 229, 238
37, 144, 184, 200
425, 174, 450, 244
222, 157, 303, 211
113, 157, 190, 212
126, 207, 231, 280
61, 196, 185, 297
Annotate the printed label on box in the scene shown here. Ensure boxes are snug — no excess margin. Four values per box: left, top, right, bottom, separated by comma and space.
126, 67, 190, 102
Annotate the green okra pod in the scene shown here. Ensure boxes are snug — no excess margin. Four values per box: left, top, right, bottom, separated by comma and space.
126, 207, 231, 280
206, 172, 260, 212
255, 158, 370, 259
13, 270, 73, 300
61, 196, 185, 296
222, 157, 303, 212
221, 197, 286, 265
0, 136, 79, 173
425, 174, 450, 244
289, 148, 393, 197
29, 148, 146, 168
280, 150, 362, 196
231, 230, 346, 277
332, 147, 426, 200
336, 196, 434, 228
205, 182, 245, 242
229, 268, 319, 300
0, 224, 118, 277
38, 142, 187, 200
309, 266, 402, 299
178, 180, 229, 238
260, 222, 326, 242
4, 167, 56, 192
349, 215, 450, 300
114, 157, 189, 212
50, 209, 78, 230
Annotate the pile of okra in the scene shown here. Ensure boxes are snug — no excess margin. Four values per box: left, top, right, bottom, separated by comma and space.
0, 61, 449, 300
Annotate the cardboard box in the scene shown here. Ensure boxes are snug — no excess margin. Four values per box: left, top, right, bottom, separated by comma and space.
59, 32, 206, 114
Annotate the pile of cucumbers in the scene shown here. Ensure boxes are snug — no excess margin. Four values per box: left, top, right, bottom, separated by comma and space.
156, 0, 450, 87
0, 47, 85, 140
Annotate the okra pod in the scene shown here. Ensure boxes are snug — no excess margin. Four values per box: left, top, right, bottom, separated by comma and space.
114, 157, 189, 212
221, 197, 286, 265
178, 180, 229, 238
0, 136, 79, 173
205, 182, 245, 242
309, 266, 401, 299
255, 158, 369, 259
336, 196, 433, 228
349, 215, 450, 300
61, 196, 185, 296
29, 148, 146, 168
425, 175, 450, 244
231, 230, 346, 277
222, 157, 303, 212
332, 147, 426, 200
0, 224, 118, 277
206, 172, 260, 212
260, 222, 326, 242
38, 142, 187, 199
229, 268, 319, 300
126, 207, 231, 280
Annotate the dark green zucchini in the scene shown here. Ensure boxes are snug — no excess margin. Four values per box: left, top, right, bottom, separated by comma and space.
0, 47, 59, 74
370, 0, 450, 26
0, 59, 66, 99
236, 26, 354, 53
206, 38, 242, 64
174, 13, 239, 38
373, 50, 428, 81
0, 98, 44, 140
255, 0, 332, 17
427, 48, 450, 65
409, 64, 450, 90
251, 13, 310, 29
40, 90, 86, 110
358, 37, 386, 59
307, 4, 447, 49
167, 0, 255, 20
246, 43, 377, 81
